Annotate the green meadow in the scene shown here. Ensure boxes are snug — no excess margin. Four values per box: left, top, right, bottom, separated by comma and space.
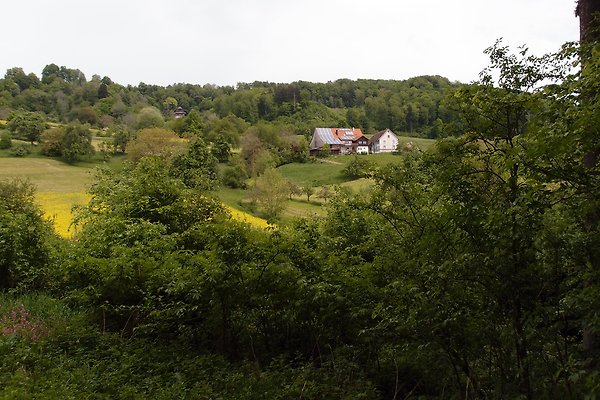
0, 135, 435, 230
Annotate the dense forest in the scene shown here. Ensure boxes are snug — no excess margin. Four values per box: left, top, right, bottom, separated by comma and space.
0, 65, 458, 139
1, 3, 599, 398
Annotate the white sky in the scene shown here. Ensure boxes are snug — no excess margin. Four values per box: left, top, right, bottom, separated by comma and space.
0, 0, 580, 87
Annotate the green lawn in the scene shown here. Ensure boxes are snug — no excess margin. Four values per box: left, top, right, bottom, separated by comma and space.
340, 177, 375, 193
277, 161, 347, 186
0, 157, 95, 192
216, 187, 249, 209
325, 153, 403, 167
216, 186, 326, 226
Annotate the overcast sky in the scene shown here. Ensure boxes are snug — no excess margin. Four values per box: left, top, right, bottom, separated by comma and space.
0, 0, 579, 87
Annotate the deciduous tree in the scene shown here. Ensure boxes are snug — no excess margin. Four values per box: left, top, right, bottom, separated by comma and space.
249, 168, 288, 219
6, 111, 46, 144
125, 127, 185, 163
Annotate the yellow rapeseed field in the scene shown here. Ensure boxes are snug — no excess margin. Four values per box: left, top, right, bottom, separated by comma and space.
224, 205, 272, 229
35, 192, 271, 238
36, 192, 90, 237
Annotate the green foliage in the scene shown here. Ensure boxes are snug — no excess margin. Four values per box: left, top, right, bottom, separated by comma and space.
301, 185, 315, 201
343, 155, 374, 179
8, 144, 31, 157
222, 163, 248, 189
136, 106, 164, 130
62, 124, 95, 163
74, 106, 99, 126
0, 179, 56, 291
1, 32, 599, 400
181, 108, 204, 136
6, 111, 46, 144
170, 137, 219, 190
40, 127, 64, 156
210, 135, 231, 162
248, 168, 289, 219
110, 126, 131, 153
0, 131, 11, 149
40, 124, 95, 162
125, 127, 185, 163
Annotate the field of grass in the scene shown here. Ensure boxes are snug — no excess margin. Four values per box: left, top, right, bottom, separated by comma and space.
395, 135, 436, 151
216, 186, 326, 225
340, 177, 375, 193
277, 161, 347, 186
0, 158, 95, 237
282, 198, 325, 221
1, 157, 271, 236
0, 157, 94, 192
0, 134, 434, 234
325, 153, 404, 168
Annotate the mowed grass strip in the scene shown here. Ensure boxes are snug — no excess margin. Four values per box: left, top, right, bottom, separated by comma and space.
0, 158, 94, 192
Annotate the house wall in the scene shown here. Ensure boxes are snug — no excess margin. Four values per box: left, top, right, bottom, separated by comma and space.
378, 130, 398, 153
356, 145, 369, 154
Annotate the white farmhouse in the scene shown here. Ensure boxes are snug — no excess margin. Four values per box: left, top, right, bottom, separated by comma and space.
369, 129, 399, 153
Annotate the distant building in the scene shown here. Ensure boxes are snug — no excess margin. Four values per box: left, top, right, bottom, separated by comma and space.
369, 128, 398, 153
174, 107, 187, 118
309, 127, 368, 156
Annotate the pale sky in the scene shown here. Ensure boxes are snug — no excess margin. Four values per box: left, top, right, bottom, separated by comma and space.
0, 0, 580, 87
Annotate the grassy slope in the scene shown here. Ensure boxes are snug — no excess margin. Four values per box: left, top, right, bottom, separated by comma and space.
0, 157, 97, 236
277, 161, 347, 186
217, 137, 436, 225
0, 156, 269, 235
0, 157, 94, 192
0, 135, 435, 231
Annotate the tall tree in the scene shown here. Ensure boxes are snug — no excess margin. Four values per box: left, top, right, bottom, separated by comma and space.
575, 0, 600, 373
6, 111, 46, 144
576, 0, 600, 44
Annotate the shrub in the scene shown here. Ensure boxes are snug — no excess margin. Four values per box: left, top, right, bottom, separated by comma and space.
222, 165, 248, 188
9, 144, 31, 157
343, 155, 374, 179
0, 131, 11, 149
0, 179, 56, 291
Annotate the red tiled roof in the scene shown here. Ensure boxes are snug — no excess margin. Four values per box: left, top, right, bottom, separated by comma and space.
333, 128, 365, 141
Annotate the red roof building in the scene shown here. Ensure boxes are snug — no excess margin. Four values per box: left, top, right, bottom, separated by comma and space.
309, 128, 369, 155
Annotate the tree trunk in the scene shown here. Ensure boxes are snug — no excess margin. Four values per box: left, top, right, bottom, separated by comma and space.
576, 0, 600, 369
576, 0, 600, 44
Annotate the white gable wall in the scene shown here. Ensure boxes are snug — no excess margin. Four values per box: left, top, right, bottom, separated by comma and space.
371, 129, 399, 153
379, 131, 398, 152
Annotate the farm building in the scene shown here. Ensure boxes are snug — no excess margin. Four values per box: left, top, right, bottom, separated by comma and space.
309, 128, 369, 156
369, 128, 398, 153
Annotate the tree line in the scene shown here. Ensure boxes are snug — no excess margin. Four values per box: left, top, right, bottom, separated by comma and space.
0, 65, 459, 138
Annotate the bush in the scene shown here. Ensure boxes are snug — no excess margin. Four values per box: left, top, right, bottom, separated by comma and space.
40, 124, 95, 162
343, 155, 374, 179
40, 127, 64, 156
222, 165, 248, 188
9, 144, 31, 157
0, 131, 11, 149
0, 179, 56, 291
